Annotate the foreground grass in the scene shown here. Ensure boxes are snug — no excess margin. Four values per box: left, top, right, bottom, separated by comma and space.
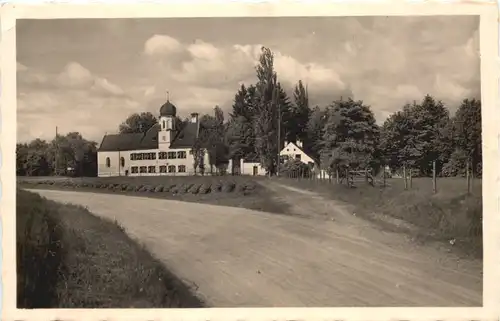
277, 176, 483, 258
17, 189, 204, 308
18, 175, 287, 215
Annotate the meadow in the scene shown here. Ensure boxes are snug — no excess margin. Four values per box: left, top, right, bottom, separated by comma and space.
277, 176, 483, 257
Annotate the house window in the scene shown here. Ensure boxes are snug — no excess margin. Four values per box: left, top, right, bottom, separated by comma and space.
178, 165, 186, 173
130, 154, 135, 160
177, 151, 187, 159
160, 165, 167, 173
148, 166, 156, 173
131, 166, 139, 173
167, 152, 177, 159
151, 152, 156, 160
139, 166, 147, 173
295, 154, 301, 161
120, 157, 125, 167
189, 150, 193, 155
168, 165, 176, 173
136, 153, 143, 160
159, 152, 168, 159
106, 157, 110, 167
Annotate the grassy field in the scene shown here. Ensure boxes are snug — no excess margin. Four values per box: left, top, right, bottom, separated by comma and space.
277, 176, 483, 257
18, 175, 287, 214
16, 188, 204, 308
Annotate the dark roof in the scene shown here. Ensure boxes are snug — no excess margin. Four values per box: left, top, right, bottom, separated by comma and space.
159, 100, 177, 117
170, 122, 199, 148
98, 121, 199, 152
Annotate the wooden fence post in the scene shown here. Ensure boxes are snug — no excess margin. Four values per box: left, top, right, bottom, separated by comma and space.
466, 159, 471, 195
403, 165, 407, 190
432, 160, 437, 194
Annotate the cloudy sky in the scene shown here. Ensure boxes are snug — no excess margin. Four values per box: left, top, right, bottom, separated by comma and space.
17, 16, 480, 143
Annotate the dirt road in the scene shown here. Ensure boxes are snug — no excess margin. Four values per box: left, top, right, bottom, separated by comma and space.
30, 189, 482, 307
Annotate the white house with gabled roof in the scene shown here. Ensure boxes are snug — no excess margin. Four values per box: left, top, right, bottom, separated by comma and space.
240, 140, 318, 176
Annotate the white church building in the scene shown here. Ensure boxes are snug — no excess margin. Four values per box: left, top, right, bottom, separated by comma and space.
97, 100, 210, 177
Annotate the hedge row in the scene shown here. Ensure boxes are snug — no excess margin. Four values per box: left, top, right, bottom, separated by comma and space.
20, 179, 258, 196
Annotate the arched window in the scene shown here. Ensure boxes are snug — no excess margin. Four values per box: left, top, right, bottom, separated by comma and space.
120, 157, 125, 167
162, 120, 166, 129
105, 157, 110, 167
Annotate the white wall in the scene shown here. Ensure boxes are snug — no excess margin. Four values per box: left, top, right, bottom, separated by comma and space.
240, 160, 267, 176
97, 148, 200, 177
280, 142, 315, 165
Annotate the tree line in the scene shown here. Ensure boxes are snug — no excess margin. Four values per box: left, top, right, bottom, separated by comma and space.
17, 46, 481, 178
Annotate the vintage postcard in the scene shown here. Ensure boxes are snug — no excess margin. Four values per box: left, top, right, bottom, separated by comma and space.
1, 1, 499, 321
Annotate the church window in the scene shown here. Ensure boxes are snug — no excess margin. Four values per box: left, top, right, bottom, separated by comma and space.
105, 157, 110, 167
159, 165, 167, 173
178, 165, 186, 173
177, 151, 187, 159
120, 157, 125, 167
148, 166, 156, 173
167, 152, 177, 159
159, 152, 168, 159
131, 166, 138, 173
168, 165, 176, 173
162, 120, 166, 129
139, 166, 147, 173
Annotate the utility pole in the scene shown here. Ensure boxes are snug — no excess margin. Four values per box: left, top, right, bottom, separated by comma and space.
54, 126, 58, 176
276, 86, 281, 177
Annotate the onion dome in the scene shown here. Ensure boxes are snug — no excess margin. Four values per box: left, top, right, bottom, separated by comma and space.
159, 100, 177, 117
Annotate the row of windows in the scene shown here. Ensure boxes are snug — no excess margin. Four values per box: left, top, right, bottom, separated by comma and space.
105, 157, 126, 168
130, 151, 188, 161
130, 165, 186, 174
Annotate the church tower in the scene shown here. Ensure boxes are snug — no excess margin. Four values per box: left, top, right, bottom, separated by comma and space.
158, 98, 177, 147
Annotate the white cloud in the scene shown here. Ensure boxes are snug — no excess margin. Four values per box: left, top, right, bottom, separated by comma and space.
144, 34, 183, 56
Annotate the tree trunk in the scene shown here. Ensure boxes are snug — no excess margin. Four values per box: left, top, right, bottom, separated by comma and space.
432, 160, 437, 194
403, 165, 408, 190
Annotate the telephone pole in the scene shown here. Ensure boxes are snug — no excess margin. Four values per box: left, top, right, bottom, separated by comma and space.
276, 86, 281, 177
54, 126, 58, 176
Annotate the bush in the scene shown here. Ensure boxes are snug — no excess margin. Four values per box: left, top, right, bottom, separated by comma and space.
198, 184, 211, 194
280, 159, 313, 178
154, 185, 164, 193
189, 184, 201, 194
222, 182, 236, 193
135, 185, 144, 192
16, 189, 64, 308
170, 185, 180, 194
126, 185, 136, 192
212, 181, 223, 192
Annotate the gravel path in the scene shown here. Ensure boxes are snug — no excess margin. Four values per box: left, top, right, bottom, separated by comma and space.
30, 189, 482, 307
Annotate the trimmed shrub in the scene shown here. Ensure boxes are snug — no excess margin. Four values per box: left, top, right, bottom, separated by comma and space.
179, 184, 192, 194
154, 185, 164, 193
212, 181, 223, 192
126, 185, 136, 192
189, 184, 201, 194
171, 185, 180, 194
135, 185, 144, 192
222, 182, 236, 193
198, 184, 211, 194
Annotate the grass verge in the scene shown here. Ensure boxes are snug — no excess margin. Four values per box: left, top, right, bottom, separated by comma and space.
18, 175, 288, 215
276, 177, 483, 258
17, 188, 204, 308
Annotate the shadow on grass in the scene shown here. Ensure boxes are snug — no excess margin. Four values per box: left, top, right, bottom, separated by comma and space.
16, 189, 205, 308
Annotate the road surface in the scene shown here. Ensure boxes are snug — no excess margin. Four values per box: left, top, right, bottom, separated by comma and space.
30, 189, 482, 307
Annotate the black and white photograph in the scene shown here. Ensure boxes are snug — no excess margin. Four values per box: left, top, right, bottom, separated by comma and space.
4, 3, 498, 316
